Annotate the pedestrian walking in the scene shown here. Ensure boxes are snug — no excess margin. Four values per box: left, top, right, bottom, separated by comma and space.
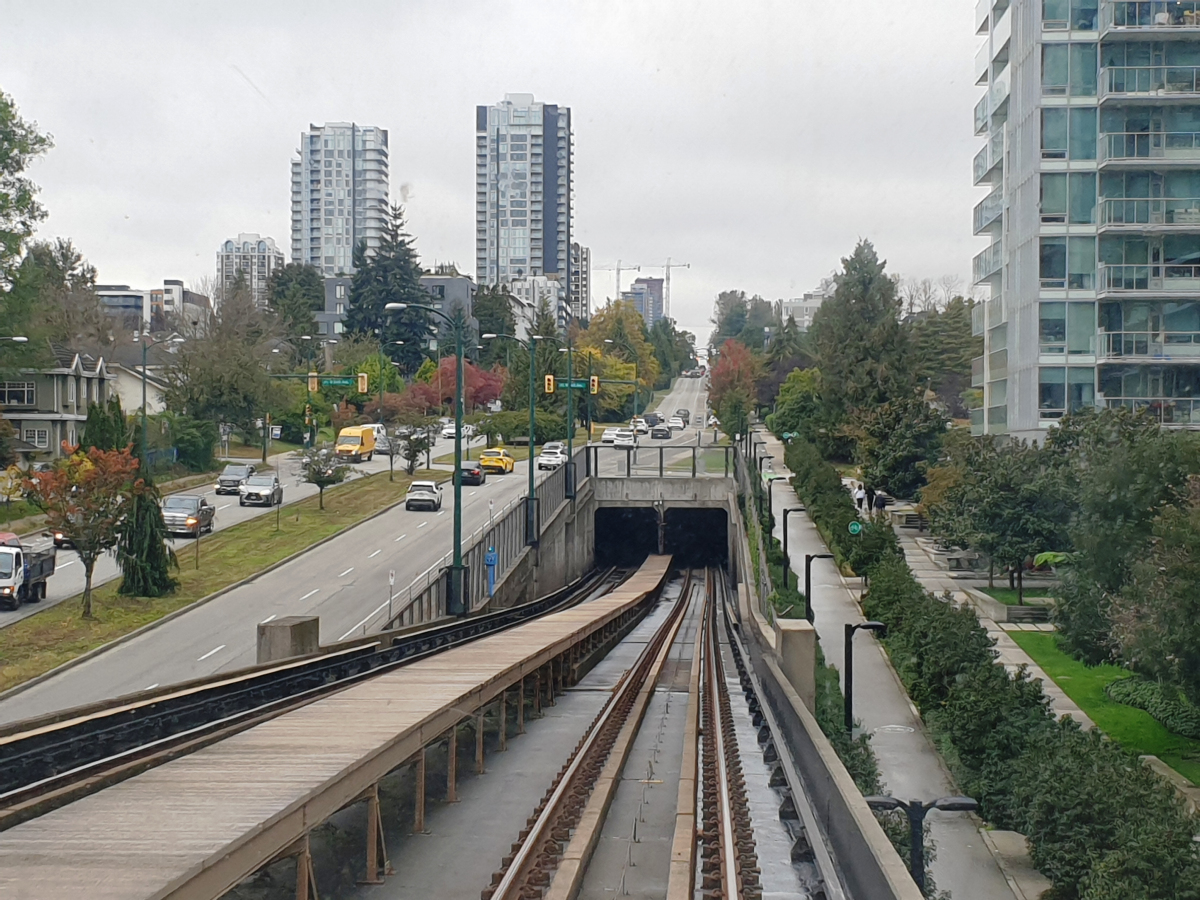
865, 486, 876, 510
854, 486, 866, 511
873, 491, 887, 517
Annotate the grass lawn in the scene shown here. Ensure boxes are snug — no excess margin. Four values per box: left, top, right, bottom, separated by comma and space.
980, 586, 1053, 605
223, 437, 306, 460
0, 500, 38, 526
1010, 631, 1200, 785
0, 469, 446, 695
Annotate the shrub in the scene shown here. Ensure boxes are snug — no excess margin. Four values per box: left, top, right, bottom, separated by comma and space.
171, 417, 218, 472
483, 410, 567, 445
1106, 677, 1200, 739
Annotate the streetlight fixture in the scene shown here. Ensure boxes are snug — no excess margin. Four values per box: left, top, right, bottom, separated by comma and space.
804, 553, 834, 624
135, 334, 185, 469
843, 621, 887, 732
780, 507, 804, 592
0, 336, 29, 343
388, 302, 468, 614
863, 795, 980, 892
481, 332, 540, 542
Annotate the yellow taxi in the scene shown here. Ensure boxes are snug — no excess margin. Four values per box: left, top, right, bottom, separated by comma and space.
478, 447, 516, 474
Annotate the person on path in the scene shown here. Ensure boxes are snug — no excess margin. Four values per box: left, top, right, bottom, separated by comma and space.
865, 486, 876, 509
873, 491, 887, 517
854, 486, 866, 511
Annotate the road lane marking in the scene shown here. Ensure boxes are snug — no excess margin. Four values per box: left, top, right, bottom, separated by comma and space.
394, 534, 407, 542
298, 589, 319, 601
437, 510, 445, 516
58, 560, 76, 568
368, 549, 381, 558
260, 614, 277, 624
218, 504, 232, 510
197, 644, 226, 661
418, 522, 427, 528
338, 567, 355, 577
145, 683, 158, 690
469, 490, 477, 496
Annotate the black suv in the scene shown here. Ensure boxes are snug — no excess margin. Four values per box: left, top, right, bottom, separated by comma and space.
215, 463, 255, 495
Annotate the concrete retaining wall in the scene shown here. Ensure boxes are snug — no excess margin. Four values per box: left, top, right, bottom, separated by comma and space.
591, 476, 735, 508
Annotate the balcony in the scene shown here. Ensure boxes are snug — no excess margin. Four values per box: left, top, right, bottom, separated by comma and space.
1098, 263, 1200, 293
1104, 396, 1200, 424
1100, 131, 1200, 165
974, 130, 1005, 184
990, 66, 1011, 119
1100, 65, 1200, 101
976, 40, 991, 85
972, 303, 986, 336
989, 348, 1009, 379
1101, 1, 1200, 36
973, 240, 1004, 282
974, 186, 1004, 234
993, 4, 1012, 52
972, 356, 985, 387
975, 94, 991, 135
1100, 330, 1200, 359
976, 0, 991, 34
1099, 197, 1200, 229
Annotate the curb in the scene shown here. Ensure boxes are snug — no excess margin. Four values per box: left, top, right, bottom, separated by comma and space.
0, 471, 435, 706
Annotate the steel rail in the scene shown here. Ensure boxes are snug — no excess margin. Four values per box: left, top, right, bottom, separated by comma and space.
704, 593, 742, 900
0, 566, 623, 811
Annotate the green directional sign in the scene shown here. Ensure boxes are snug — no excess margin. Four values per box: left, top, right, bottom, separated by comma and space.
848, 521, 863, 536
561, 380, 589, 390
321, 377, 357, 387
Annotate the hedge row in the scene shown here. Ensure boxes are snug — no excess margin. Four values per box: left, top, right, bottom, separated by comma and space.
778, 438, 1200, 900
1107, 677, 1200, 740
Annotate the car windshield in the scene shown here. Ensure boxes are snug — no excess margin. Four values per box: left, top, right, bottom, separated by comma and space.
245, 476, 275, 486
0, 551, 13, 579
339, 436, 362, 445
222, 466, 251, 478
163, 497, 198, 511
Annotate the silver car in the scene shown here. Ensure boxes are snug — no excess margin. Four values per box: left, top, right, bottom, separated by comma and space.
239, 474, 283, 507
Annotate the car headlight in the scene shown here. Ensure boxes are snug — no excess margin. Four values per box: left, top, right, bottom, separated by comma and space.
186, 517, 198, 526
54, 532, 63, 540
1, 587, 10, 594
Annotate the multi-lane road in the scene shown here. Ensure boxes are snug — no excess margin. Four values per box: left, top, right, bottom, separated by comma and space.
0, 376, 711, 725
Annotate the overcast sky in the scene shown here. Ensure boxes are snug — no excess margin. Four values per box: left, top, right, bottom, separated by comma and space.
1, 0, 980, 344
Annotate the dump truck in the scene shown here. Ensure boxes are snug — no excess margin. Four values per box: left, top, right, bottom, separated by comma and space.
0, 532, 56, 610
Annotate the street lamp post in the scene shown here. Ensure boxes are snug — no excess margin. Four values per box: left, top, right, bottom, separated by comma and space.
863, 795, 980, 892
387, 303, 468, 615
482, 333, 539, 543
137, 335, 185, 469
781, 507, 804, 592
843, 621, 887, 732
804, 553, 834, 624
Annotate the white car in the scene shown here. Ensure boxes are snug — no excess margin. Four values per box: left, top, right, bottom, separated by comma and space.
668, 416, 685, 430
601, 427, 621, 444
629, 418, 649, 434
542, 441, 565, 454
613, 429, 637, 447
441, 423, 476, 440
537, 448, 567, 470
707, 414, 719, 427
405, 481, 443, 511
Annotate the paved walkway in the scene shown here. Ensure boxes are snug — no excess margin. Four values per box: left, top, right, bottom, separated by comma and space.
755, 431, 1017, 900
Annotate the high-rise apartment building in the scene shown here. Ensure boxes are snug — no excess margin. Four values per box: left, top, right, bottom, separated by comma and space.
475, 94, 573, 305
217, 233, 284, 307
973, 0, 1200, 438
570, 242, 591, 320
624, 277, 665, 327
291, 123, 389, 276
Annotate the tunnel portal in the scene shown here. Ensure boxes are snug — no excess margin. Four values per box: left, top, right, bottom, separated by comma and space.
593, 506, 728, 569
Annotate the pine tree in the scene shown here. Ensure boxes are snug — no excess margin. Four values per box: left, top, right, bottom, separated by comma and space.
118, 467, 178, 597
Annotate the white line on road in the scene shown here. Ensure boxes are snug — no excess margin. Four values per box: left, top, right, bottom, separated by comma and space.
368, 549, 381, 558
218, 504, 232, 510
418, 522, 427, 528
58, 560, 76, 567
298, 589, 319, 601
437, 510, 445, 516
260, 614, 277, 624
145, 683, 158, 690
394, 534, 407, 542
338, 567, 355, 577
469, 491, 477, 496
197, 644, 226, 661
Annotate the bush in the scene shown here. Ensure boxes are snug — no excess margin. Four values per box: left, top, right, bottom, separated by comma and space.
171, 417, 218, 472
1106, 677, 1200, 739
484, 410, 567, 445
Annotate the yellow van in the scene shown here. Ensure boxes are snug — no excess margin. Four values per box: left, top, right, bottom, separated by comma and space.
335, 425, 376, 462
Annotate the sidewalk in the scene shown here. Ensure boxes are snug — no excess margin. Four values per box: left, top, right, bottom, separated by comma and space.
756, 431, 1017, 900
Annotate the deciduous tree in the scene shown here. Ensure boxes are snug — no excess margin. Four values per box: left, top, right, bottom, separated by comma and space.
294, 447, 349, 510
0, 90, 52, 290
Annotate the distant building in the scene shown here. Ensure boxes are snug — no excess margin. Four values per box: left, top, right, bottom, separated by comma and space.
624, 277, 665, 327
314, 277, 351, 337
420, 272, 477, 337
570, 243, 591, 321
291, 123, 390, 276
95, 285, 151, 331
217, 233, 285, 308
777, 280, 835, 331
508, 276, 567, 338
159, 280, 211, 331
0, 344, 114, 460
475, 94, 573, 314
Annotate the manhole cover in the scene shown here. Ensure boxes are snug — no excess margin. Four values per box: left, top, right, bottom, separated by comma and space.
873, 724, 915, 734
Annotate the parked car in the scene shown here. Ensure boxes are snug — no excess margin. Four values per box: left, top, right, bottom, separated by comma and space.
459, 461, 487, 486
405, 481, 443, 511
538, 448, 567, 470
479, 448, 516, 473
335, 426, 376, 462
215, 464, 256, 495
161, 495, 215, 537
239, 474, 283, 507
668, 416, 685, 430
613, 428, 636, 447
651, 425, 671, 439
601, 427, 621, 444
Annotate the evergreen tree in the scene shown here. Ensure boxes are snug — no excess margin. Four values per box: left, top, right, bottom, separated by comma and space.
82, 395, 128, 451
1, 89, 53, 290
268, 263, 325, 340
345, 205, 432, 375
118, 468, 178, 597
474, 284, 518, 367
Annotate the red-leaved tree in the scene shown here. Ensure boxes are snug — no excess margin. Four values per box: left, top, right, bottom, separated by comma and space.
710, 339, 760, 438
25, 444, 144, 618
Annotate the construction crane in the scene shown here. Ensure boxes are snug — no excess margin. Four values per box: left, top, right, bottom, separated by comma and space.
644, 258, 691, 319
594, 260, 641, 301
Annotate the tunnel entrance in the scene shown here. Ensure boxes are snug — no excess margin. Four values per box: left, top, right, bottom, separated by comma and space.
594, 508, 659, 568
665, 508, 728, 567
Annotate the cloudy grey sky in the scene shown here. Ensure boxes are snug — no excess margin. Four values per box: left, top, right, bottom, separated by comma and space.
1, 0, 980, 343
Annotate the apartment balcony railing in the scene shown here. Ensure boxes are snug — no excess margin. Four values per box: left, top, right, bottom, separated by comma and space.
974, 130, 1005, 184
1099, 197, 1200, 227
972, 303, 986, 336
989, 292, 1006, 326
976, 0, 991, 34
1101, 131, 1200, 163
1102, 0, 1200, 33
1101, 65, 1200, 99
975, 94, 991, 135
974, 240, 1004, 282
974, 186, 1004, 234
972, 356, 985, 387
1100, 330, 1200, 358
1104, 396, 1200, 424
1099, 262, 1200, 292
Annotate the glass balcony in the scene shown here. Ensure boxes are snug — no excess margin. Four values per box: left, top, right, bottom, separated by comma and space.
976, 0, 991, 34
974, 186, 1004, 234
972, 356, 985, 387
974, 130, 1004, 184
970, 408, 985, 435
1099, 263, 1200, 293
974, 241, 1004, 282
975, 94, 991, 135
1100, 131, 1200, 164
976, 41, 991, 85
1101, 65, 1200, 99
972, 303, 986, 336
1102, 1, 1200, 34
1099, 197, 1200, 227
1104, 396, 1200, 423
1100, 330, 1200, 358
990, 66, 1011, 116
989, 292, 1006, 326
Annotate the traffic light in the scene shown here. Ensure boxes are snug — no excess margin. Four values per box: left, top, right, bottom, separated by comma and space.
357, 372, 369, 393
589, 375, 599, 395
304, 403, 312, 425
308, 372, 319, 392
544, 374, 556, 394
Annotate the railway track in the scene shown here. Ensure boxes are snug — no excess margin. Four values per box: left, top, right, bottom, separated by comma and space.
0, 566, 628, 828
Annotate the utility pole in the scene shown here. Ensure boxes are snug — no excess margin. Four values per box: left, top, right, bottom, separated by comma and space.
645, 259, 691, 320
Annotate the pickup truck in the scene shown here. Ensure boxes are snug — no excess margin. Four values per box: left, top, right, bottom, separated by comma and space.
161, 495, 216, 537
0, 532, 56, 610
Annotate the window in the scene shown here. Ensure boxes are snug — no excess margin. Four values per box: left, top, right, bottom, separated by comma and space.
335, 302, 344, 314
1043, 0, 1099, 30
1040, 301, 1067, 351
1040, 367, 1095, 417
335, 283, 346, 300
68, 379, 76, 403
23, 428, 48, 448
1041, 237, 1068, 287
1069, 236, 1097, 288
1042, 107, 1098, 160
0, 382, 34, 406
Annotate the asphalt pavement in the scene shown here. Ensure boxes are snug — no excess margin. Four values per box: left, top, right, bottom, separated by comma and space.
0, 377, 712, 725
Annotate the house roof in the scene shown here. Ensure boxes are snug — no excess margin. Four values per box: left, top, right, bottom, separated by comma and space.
110, 363, 170, 391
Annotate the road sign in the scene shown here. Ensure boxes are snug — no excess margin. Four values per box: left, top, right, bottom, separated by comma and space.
270, 426, 283, 439
321, 377, 357, 387
848, 521, 863, 535
561, 380, 589, 390
389, 569, 396, 587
